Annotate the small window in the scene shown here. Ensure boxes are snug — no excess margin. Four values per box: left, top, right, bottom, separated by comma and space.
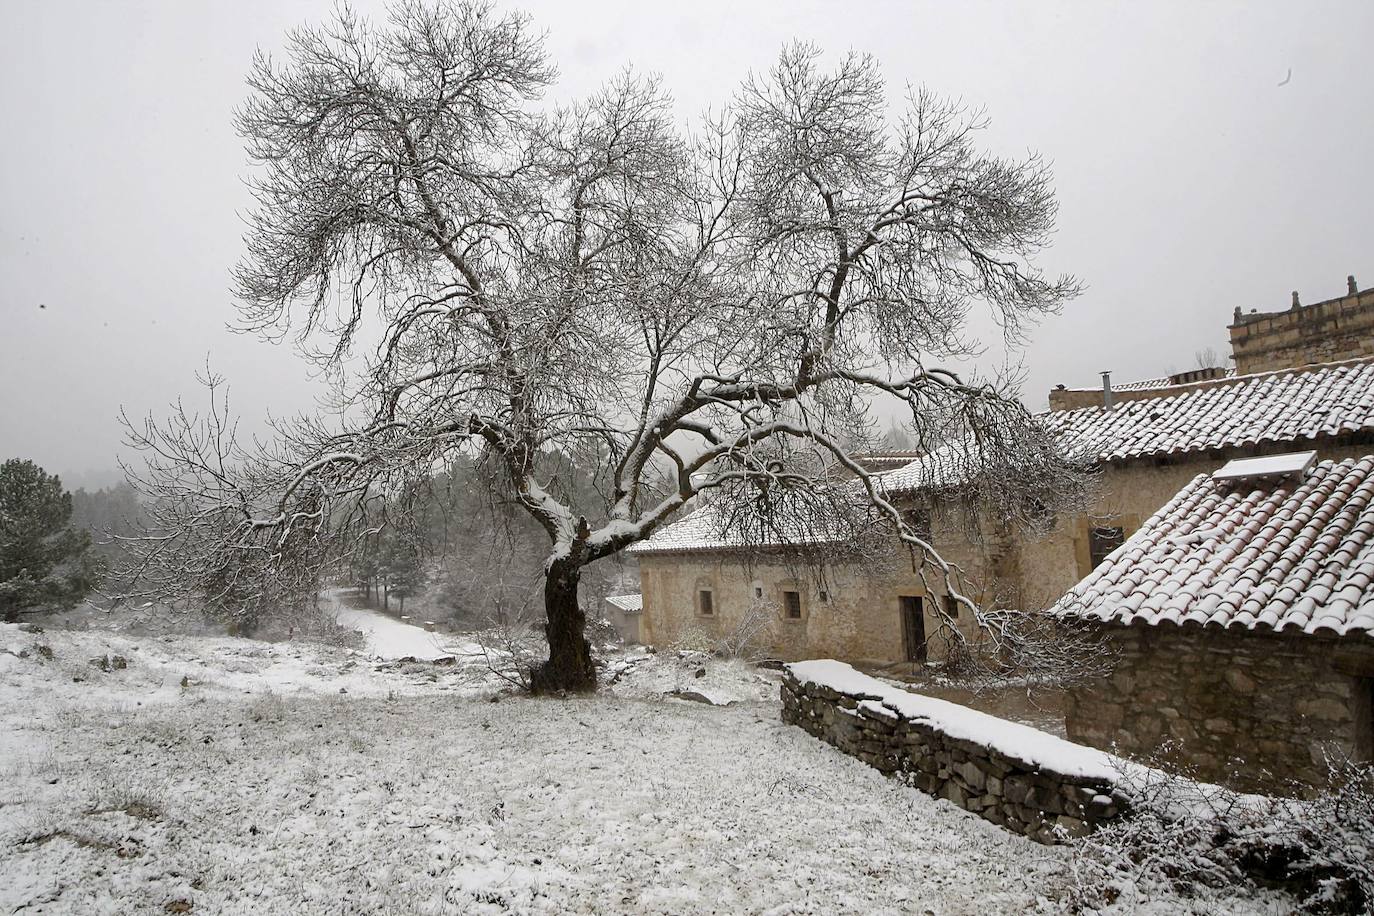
901, 507, 932, 543
782, 590, 803, 619
818, 589, 829, 603
1089, 526, 1126, 570
942, 594, 960, 622
698, 589, 715, 617
754, 585, 763, 599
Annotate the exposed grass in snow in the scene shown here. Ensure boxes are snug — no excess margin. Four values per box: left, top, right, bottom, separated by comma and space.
0, 623, 1292, 914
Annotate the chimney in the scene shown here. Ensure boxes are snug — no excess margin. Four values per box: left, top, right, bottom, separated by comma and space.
1350, 275, 1359, 296
1291, 290, 1301, 309
1101, 370, 1113, 410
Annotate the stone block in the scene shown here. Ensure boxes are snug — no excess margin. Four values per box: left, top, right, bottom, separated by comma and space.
956, 761, 986, 792
1202, 717, 1234, 734
1224, 668, 1256, 694
1295, 697, 1349, 721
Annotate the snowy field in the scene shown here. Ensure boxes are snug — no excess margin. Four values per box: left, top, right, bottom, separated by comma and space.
0, 623, 1290, 914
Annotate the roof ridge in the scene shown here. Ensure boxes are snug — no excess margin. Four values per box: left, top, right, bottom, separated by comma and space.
1046, 356, 1374, 416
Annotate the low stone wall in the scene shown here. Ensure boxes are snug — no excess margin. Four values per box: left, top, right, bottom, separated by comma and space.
782, 662, 1128, 844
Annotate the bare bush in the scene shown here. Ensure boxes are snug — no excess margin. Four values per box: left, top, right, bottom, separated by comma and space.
1062, 758, 1374, 914
712, 597, 780, 661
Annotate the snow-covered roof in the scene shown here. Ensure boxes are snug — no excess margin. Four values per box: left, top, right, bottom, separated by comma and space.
627, 505, 850, 556
631, 359, 1374, 555
883, 358, 1374, 494
1052, 455, 1374, 638
1056, 367, 1237, 394
605, 593, 643, 613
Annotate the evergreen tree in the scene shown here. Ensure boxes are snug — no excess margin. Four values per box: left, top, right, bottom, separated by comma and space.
0, 459, 97, 620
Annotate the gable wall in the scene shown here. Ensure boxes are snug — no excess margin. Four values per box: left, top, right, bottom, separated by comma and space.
1016, 440, 1374, 612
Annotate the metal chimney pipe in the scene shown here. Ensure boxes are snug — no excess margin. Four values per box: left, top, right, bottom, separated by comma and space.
1101, 370, 1113, 410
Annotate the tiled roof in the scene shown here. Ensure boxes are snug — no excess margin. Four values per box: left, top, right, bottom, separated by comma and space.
1057, 367, 1236, 394
883, 359, 1374, 494
1051, 360, 1374, 462
1112, 374, 1171, 391
605, 593, 643, 612
1052, 456, 1374, 638
632, 359, 1374, 555
627, 505, 849, 556
1119, 368, 1236, 391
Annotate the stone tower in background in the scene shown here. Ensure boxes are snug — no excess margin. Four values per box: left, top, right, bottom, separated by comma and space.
1229, 276, 1374, 374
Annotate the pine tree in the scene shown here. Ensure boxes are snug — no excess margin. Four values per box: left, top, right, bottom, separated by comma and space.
0, 459, 96, 620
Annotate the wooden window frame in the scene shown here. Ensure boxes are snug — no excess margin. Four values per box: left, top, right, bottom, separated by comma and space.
1088, 525, 1126, 570
696, 588, 715, 618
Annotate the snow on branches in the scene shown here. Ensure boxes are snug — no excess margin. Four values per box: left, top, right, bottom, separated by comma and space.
124, 1, 1085, 691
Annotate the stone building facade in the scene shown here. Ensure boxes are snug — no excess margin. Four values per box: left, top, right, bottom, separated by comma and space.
1055, 456, 1374, 791
633, 546, 990, 665
1230, 277, 1374, 375
633, 359, 1374, 669
1065, 624, 1374, 793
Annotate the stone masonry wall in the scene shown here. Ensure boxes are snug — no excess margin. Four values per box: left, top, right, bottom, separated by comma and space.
781, 669, 1128, 844
1230, 285, 1374, 375
637, 447, 1373, 672
636, 548, 996, 666
1066, 623, 1374, 794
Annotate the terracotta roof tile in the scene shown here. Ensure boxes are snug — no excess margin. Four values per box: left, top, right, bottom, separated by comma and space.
883, 359, 1374, 493
1053, 456, 1374, 638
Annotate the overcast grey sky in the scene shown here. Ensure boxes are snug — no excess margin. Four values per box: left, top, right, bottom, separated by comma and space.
2, 0, 1371, 485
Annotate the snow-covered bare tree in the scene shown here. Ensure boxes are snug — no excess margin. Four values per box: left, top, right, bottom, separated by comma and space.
122, 0, 1086, 692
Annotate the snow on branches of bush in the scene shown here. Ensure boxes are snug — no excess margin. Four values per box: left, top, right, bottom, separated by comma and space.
1063, 757, 1374, 914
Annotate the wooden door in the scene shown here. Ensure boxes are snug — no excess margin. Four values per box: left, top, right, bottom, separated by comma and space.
900, 595, 926, 663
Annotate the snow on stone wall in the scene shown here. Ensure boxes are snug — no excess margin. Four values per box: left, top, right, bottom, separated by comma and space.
781, 660, 1129, 844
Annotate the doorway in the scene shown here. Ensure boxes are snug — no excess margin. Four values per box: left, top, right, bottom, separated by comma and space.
900, 595, 927, 663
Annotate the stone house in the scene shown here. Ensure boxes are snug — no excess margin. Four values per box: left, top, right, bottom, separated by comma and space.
1052, 453, 1374, 792
603, 593, 643, 644
631, 357, 1374, 668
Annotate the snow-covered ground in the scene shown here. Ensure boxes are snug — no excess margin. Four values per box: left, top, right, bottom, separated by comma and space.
0, 623, 1290, 914
325, 590, 478, 662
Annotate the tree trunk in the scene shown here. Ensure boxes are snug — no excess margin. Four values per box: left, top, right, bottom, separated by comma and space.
531, 560, 596, 694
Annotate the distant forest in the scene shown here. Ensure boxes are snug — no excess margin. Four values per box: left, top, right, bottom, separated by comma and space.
69, 454, 638, 631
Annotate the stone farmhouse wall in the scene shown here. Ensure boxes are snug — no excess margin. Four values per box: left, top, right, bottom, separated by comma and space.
1066, 623, 1374, 794
781, 665, 1128, 844
1230, 284, 1374, 375
1014, 440, 1374, 614
635, 443, 1374, 668
636, 550, 998, 665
